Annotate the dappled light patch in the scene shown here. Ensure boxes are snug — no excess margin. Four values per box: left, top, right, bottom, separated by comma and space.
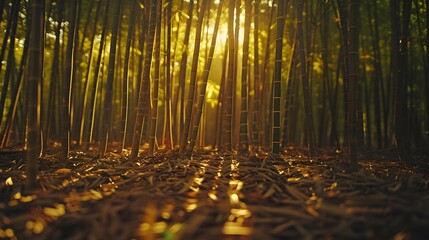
1, 149, 428, 239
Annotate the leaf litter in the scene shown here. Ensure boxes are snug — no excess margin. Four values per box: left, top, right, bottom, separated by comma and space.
0, 148, 428, 239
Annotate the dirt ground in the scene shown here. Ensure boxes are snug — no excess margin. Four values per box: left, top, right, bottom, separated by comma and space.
1, 147, 429, 239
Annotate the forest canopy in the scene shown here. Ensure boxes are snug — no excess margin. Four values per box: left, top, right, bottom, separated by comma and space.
0, 0, 428, 180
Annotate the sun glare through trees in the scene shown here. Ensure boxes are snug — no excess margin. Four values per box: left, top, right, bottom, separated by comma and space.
1, 0, 429, 239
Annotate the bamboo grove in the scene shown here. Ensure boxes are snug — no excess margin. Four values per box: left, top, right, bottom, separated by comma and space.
0, 0, 428, 186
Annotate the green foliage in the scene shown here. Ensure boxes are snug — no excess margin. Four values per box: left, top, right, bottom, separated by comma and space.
0, 0, 427, 156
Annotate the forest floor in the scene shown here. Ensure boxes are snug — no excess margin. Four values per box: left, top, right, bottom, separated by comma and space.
1, 147, 429, 240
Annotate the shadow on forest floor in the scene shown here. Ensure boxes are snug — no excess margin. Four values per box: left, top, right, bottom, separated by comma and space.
1, 147, 429, 239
